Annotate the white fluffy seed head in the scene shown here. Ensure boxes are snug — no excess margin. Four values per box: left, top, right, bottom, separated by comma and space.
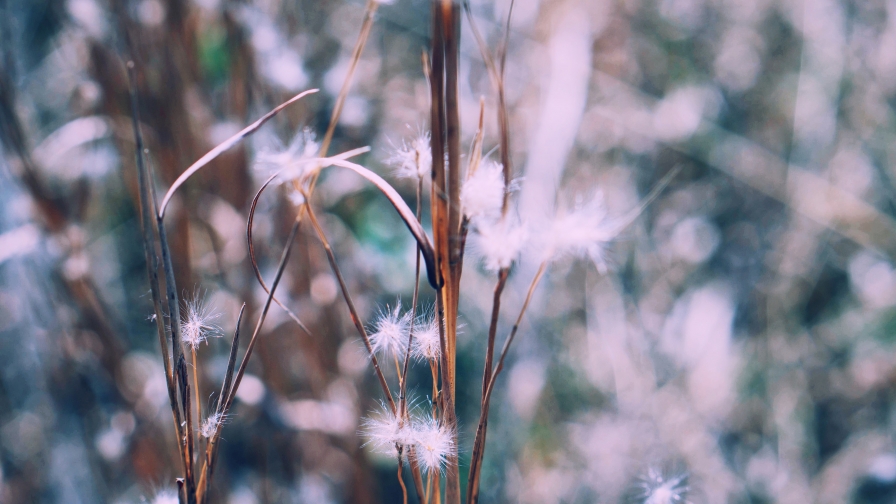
461, 160, 505, 219
199, 412, 226, 439
545, 192, 618, 272
638, 468, 689, 504
387, 132, 432, 180
361, 405, 413, 454
473, 217, 529, 272
369, 302, 411, 359
411, 417, 456, 474
411, 309, 441, 361
256, 128, 320, 204
181, 294, 221, 350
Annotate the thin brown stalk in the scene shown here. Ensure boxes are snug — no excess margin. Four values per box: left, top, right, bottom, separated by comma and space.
467, 261, 547, 504
462, 0, 515, 213
303, 204, 397, 414
318, 0, 380, 158
221, 217, 302, 413
247, 174, 313, 336
196, 304, 245, 504
191, 347, 201, 454
127, 62, 189, 496
465, 268, 508, 504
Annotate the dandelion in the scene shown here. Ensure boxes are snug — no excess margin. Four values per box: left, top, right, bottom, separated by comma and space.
199, 412, 227, 439
411, 417, 456, 474
545, 192, 619, 273
181, 294, 221, 350
461, 160, 505, 219
361, 404, 413, 454
386, 131, 432, 180
369, 302, 411, 359
636, 467, 689, 504
411, 309, 441, 361
472, 217, 529, 272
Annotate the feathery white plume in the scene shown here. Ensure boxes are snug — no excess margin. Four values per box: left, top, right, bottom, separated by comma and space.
369, 302, 411, 359
256, 128, 320, 205
181, 294, 222, 350
361, 404, 413, 454
411, 417, 456, 474
411, 308, 441, 361
199, 412, 227, 439
545, 192, 619, 272
387, 131, 432, 180
461, 160, 505, 219
473, 217, 529, 272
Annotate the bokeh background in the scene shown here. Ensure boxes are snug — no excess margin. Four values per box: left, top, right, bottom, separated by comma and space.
3, 0, 896, 502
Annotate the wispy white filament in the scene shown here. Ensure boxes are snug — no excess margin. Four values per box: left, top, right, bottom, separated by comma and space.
545, 192, 619, 272
387, 131, 432, 180
411, 417, 456, 474
473, 217, 529, 272
199, 412, 227, 439
369, 302, 411, 359
181, 294, 222, 350
461, 160, 505, 219
255, 128, 320, 205
411, 309, 441, 361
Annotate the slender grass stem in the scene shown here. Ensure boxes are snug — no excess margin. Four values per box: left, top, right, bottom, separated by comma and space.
304, 203, 397, 414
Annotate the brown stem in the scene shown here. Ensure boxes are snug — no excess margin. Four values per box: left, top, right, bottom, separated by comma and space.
304, 204, 397, 414
468, 261, 547, 504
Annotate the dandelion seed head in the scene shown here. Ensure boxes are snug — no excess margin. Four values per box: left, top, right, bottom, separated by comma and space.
387, 131, 431, 180
361, 405, 412, 453
546, 192, 617, 272
369, 302, 411, 359
473, 217, 529, 272
411, 309, 441, 361
461, 160, 505, 219
181, 294, 221, 350
411, 417, 455, 474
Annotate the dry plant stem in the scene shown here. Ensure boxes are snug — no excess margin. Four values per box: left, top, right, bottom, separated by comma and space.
462, 0, 514, 210
397, 450, 409, 504
466, 267, 508, 504
196, 304, 245, 504
247, 174, 313, 336
303, 204, 397, 414
467, 261, 547, 504
127, 63, 189, 497
318, 0, 379, 158
191, 348, 201, 451
222, 217, 301, 413
291, 0, 379, 239
436, 1, 463, 500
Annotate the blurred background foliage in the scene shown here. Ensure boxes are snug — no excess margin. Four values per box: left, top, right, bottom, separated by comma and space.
3, 0, 896, 502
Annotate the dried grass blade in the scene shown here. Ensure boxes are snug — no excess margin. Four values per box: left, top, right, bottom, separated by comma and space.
322, 158, 440, 289
127, 62, 191, 494
218, 303, 245, 413
247, 174, 313, 336
159, 88, 319, 218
